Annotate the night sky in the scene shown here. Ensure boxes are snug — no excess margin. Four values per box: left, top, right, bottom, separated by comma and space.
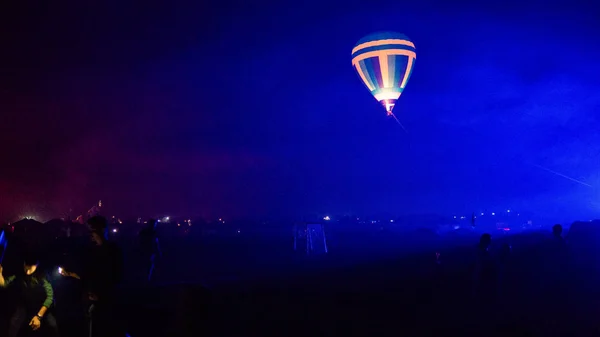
1, 0, 599, 221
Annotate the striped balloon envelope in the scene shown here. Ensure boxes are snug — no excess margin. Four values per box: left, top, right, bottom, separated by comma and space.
351, 32, 416, 116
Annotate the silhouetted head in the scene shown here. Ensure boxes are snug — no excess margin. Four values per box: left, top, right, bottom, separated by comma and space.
23, 254, 39, 276
501, 243, 512, 257
552, 224, 563, 237
146, 219, 158, 230
479, 233, 492, 249
87, 216, 108, 245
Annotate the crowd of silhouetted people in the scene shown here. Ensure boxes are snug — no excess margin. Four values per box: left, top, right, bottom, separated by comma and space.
0, 216, 599, 336
0, 216, 160, 337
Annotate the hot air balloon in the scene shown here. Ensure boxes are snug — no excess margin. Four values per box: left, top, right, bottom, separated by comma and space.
351, 32, 416, 117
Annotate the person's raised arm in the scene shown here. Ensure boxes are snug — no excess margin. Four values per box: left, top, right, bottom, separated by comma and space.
0, 265, 15, 288
113, 246, 124, 284
27, 277, 53, 331
59, 268, 81, 280
155, 237, 162, 257
38, 278, 54, 316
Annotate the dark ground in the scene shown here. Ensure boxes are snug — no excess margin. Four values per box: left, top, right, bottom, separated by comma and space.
2, 223, 600, 337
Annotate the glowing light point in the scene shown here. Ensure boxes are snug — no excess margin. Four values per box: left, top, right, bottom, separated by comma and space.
323, 216, 331, 221
481, 213, 484, 216
390, 219, 394, 223
385, 103, 395, 113
507, 210, 511, 213
491, 212, 496, 216
112, 228, 118, 233
453, 216, 457, 219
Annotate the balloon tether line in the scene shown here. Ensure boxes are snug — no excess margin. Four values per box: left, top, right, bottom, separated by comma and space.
390, 112, 408, 134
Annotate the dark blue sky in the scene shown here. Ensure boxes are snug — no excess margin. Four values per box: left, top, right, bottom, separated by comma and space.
1, 0, 599, 221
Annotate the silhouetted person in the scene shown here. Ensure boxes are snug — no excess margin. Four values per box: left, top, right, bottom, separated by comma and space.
61, 215, 125, 336
540, 224, 568, 332
548, 224, 567, 279
432, 251, 445, 302
473, 234, 497, 312
0, 255, 59, 337
497, 243, 513, 303
545, 224, 567, 274
551, 224, 566, 251
139, 219, 161, 282
499, 243, 512, 260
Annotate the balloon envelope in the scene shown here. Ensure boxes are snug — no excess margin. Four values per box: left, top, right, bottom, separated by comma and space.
351, 32, 416, 115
